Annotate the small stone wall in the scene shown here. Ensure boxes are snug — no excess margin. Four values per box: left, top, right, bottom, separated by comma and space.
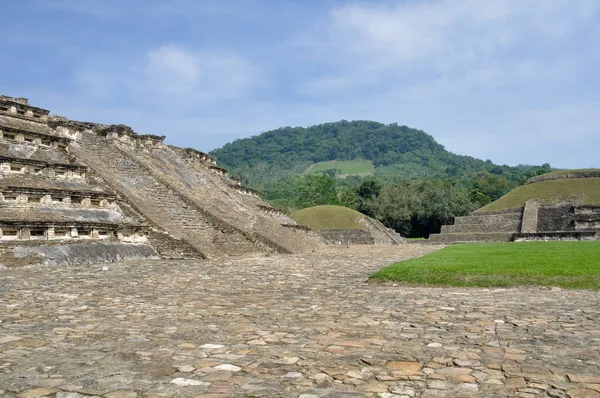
472, 207, 524, 215
515, 231, 599, 242
0, 224, 146, 243
174, 147, 217, 166
537, 204, 574, 232
4, 241, 159, 268
319, 229, 374, 245
0, 96, 50, 120
90, 124, 165, 148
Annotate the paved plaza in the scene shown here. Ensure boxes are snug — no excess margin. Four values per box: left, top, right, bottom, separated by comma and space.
1, 245, 599, 397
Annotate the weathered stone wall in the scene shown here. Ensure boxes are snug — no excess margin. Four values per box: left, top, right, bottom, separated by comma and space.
515, 231, 599, 242
0, 240, 158, 268
537, 204, 574, 232
319, 229, 374, 245
472, 207, 524, 215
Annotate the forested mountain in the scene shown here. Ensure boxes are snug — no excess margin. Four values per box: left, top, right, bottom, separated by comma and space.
211, 120, 547, 186
210, 120, 552, 237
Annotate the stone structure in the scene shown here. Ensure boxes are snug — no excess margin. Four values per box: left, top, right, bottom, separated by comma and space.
430, 173, 600, 243
316, 216, 406, 245
319, 228, 375, 245
0, 95, 320, 267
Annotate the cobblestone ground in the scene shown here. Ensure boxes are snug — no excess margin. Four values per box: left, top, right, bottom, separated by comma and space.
1, 245, 599, 398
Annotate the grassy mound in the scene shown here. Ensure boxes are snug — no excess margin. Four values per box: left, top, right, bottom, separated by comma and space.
304, 159, 375, 177
479, 178, 600, 212
371, 241, 600, 289
539, 168, 600, 177
291, 205, 368, 231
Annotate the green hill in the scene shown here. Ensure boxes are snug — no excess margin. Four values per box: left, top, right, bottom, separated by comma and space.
291, 205, 368, 231
210, 120, 546, 187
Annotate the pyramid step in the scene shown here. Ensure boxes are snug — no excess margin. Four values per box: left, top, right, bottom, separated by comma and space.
454, 212, 522, 225
441, 222, 520, 234
428, 232, 515, 243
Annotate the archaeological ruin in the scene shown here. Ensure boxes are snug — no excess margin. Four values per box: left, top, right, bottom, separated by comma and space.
430, 172, 600, 243
0, 95, 323, 268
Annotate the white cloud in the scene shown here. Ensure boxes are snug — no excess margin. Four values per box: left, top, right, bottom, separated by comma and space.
142, 45, 255, 101
70, 44, 256, 106
145, 46, 202, 94
330, 0, 596, 60
302, 0, 599, 91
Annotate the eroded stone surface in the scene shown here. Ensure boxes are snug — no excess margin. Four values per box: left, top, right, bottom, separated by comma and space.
1, 245, 599, 397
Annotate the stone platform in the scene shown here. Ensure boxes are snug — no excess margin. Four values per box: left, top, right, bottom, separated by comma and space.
1, 246, 599, 398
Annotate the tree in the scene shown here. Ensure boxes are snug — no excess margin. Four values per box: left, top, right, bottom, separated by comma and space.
371, 180, 475, 237
472, 175, 510, 201
295, 175, 338, 208
370, 182, 416, 235
356, 179, 381, 199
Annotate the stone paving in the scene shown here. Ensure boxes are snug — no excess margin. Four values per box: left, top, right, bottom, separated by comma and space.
1, 245, 599, 398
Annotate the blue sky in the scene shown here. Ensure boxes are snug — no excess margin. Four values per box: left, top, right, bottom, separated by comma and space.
2, 0, 599, 168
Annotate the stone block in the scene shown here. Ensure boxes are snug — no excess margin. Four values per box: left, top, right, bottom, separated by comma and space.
521, 200, 540, 233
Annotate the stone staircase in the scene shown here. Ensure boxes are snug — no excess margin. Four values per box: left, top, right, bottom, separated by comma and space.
145, 230, 202, 259
359, 216, 406, 244
72, 132, 265, 258
429, 209, 523, 243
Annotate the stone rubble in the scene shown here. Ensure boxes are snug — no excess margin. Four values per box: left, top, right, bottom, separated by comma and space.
0, 245, 599, 397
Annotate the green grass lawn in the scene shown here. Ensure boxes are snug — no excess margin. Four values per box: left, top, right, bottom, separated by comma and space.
479, 178, 600, 211
291, 205, 368, 231
371, 241, 600, 289
304, 159, 375, 177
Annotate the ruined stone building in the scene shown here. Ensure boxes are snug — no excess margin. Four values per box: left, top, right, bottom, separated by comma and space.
0, 95, 321, 267
430, 171, 600, 243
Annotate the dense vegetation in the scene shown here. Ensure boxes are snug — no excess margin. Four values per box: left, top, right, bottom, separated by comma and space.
370, 241, 600, 289
211, 121, 549, 185
210, 120, 553, 237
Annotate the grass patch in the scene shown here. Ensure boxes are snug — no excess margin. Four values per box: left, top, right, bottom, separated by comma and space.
291, 205, 368, 231
480, 178, 600, 211
371, 241, 600, 289
304, 159, 375, 177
